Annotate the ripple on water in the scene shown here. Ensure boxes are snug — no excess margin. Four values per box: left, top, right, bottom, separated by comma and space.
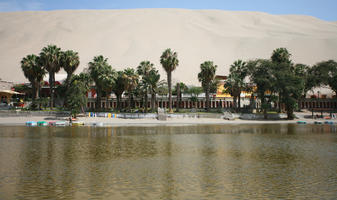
0, 124, 336, 199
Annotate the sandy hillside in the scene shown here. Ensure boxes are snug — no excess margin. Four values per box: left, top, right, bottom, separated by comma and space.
0, 9, 337, 85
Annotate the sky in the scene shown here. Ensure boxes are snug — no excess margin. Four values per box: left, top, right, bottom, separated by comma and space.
0, 0, 337, 21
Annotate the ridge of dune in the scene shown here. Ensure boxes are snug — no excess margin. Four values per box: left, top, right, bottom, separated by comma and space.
0, 9, 337, 85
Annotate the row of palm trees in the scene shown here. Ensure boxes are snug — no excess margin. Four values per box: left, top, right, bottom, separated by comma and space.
20, 45, 177, 112
223, 48, 337, 119
21, 45, 337, 117
21, 45, 79, 109
20, 44, 221, 113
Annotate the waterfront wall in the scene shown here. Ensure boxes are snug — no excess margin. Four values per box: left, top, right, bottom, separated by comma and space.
86, 97, 337, 111
0, 110, 70, 117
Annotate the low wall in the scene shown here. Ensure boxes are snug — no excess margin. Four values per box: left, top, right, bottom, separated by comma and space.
0, 110, 288, 120
0, 110, 70, 117
116, 113, 157, 119
167, 113, 224, 119
239, 113, 287, 120
86, 112, 224, 119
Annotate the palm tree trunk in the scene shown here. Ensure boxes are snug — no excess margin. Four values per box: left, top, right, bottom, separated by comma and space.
278, 94, 281, 113
96, 89, 101, 110
286, 103, 294, 120
262, 97, 267, 119
49, 72, 54, 109
233, 96, 237, 111
37, 81, 41, 99
106, 95, 109, 111
206, 86, 210, 111
128, 91, 131, 112
151, 90, 156, 112
30, 81, 37, 109
176, 83, 180, 112
64, 72, 72, 107
144, 87, 148, 113
37, 81, 41, 110
32, 81, 37, 101
167, 72, 172, 113
116, 94, 121, 111
238, 95, 241, 112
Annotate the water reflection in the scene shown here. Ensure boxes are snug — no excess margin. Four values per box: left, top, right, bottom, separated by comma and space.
0, 124, 336, 199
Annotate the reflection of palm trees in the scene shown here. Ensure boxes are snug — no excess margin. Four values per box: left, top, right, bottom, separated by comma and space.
160, 129, 176, 199
16, 127, 59, 198
197, 133, 221, 198
60, 127, 77, 199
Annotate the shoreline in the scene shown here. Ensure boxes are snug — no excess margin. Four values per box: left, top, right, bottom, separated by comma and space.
0, 115, 336, 127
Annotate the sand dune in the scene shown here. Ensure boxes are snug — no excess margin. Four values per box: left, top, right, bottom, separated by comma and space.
0, 9, 337, 85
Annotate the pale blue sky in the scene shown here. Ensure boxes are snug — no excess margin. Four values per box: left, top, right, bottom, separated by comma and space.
0, 0, 336, 21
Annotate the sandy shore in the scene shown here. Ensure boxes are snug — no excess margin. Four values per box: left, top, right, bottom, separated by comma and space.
0, 115, 335, 127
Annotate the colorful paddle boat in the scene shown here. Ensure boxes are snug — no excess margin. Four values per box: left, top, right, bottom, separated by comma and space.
324, 121, 334, 125
26, 121, 37, 126
71, 121, 84, 126
37, 121, 48, 126
55, 121, 68, 126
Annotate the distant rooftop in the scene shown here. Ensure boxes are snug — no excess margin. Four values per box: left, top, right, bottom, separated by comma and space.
0, 80, 14, 90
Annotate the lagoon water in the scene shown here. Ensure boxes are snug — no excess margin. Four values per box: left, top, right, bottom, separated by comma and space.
0, 124, 336, 199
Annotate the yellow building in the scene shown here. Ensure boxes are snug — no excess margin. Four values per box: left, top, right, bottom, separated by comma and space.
215, 75, 253, 98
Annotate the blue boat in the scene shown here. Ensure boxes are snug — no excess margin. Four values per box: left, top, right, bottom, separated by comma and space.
324, 121, 334, 125
314, 121, 323, 124
297, 121, 307, 124
26, 121, 37, 126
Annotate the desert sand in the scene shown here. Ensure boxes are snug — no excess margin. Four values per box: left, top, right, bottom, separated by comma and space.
0, 9, 337, 85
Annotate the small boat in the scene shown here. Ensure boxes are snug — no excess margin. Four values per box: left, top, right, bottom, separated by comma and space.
71, 121, 84, 126
324, 121, 334, 125
37, 121, 48, 126
297, 121, 307, 124
49, 121, 56, 126
314, 121, 323, 124
93, 122, 104, 126
26, 121, 37, 126
55, 121, 68, 126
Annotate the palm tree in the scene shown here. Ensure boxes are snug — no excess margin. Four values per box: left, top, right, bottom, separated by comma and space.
61, 50, 80, 106
313, 60, 337, 97
111, 71, 127, 111
227, 60, 248, 110
271, 48, 292, 64
61, 50, 80, 85
157, 80, 168, 108
66, 75, 88, 118
146, 68, 160, 112
88, 55, 116, 110
271, 48, 292, 112
160, 48, 179, 113
174, 82, 188, 112
246, 59, 276, 119
21, 54, 46, 107
223, 76, 240, 109
198, 61, 217, 111
137, 61, 154, 113
39, 45, 62, 109
123, 68, 139, 112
